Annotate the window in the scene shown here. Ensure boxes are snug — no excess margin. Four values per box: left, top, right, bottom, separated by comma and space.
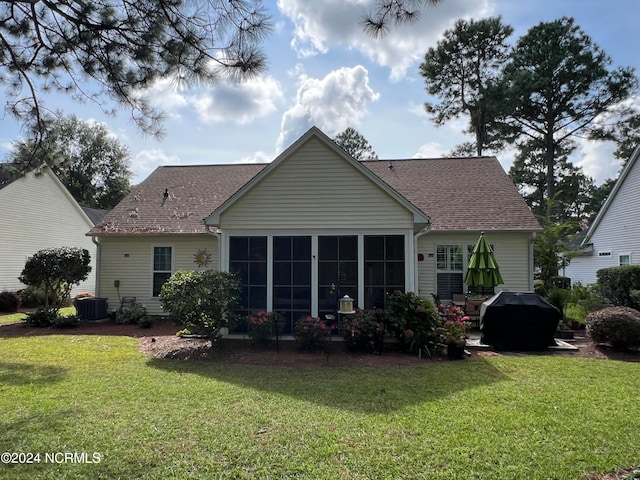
229, 236, 267, 332
364, 235, 405, 309
436, 245, 463, 299
152, 247, 172, 297
619, 253, 631, 266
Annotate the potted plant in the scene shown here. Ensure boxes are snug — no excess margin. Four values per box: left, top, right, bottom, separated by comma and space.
437, 304, 470, 359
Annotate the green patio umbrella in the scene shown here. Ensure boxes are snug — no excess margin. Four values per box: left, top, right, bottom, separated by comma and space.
464, 232, 504, 288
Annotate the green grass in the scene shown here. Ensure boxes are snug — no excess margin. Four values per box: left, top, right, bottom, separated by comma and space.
1, 334, 639, 479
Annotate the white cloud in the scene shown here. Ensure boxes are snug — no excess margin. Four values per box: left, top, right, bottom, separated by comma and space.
237, 151, 273, 164
132, 149, 178, 184
575, 140, 621, 186
278, 0, 492, 80
141, 77, 189, 114
276, 65, 380, 151
190, 76, 284, 125
413, 142, 446, 158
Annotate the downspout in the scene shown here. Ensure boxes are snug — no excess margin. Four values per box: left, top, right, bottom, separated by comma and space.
205, 224, 221, 270
529, 232, 537, 291
91, 236, 101, 296
413, 223, 432, 296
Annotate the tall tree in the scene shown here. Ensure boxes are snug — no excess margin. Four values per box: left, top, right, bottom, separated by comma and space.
613, 112, 640, 163
7, 115, 132, 210
1, 0, 272, 139
419, 17, 513, 156
500, 17, 638, 215
333, 127, 379, 161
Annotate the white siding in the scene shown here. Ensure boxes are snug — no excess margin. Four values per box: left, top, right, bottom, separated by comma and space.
221, 138, 413, 230
0, 169, 97, 296
417, 231, 534, 298
564, 155, 640, 285
96, 234, 219, 316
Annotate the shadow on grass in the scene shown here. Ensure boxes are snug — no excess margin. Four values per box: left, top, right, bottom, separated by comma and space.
146, 356, 509, 414
0, 361, 67, 386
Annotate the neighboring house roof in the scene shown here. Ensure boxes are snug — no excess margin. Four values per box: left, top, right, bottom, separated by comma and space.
81, 205, 108, 226
579, 145, 640, 247
89, 127, 540, 236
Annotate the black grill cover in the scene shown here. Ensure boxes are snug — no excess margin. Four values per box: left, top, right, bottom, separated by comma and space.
480, 292, 560, 351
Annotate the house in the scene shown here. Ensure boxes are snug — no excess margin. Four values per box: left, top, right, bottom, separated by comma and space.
0, 165, 106, 296
564, 146, 640, 285
88, 127, 540, 332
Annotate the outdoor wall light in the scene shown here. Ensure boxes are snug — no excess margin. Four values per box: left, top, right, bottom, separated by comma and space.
337, 295, 355, 315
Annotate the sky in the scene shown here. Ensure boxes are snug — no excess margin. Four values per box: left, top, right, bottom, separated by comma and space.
1, 0, 638, 185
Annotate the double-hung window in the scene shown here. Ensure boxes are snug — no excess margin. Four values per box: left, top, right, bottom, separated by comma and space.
152, 246, 173, 297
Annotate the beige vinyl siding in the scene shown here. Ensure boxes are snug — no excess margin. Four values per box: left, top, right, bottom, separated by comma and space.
97, 235, 218, 316
417, 231, 533, 298
0, 169, 97, 295
221, 138, 413, 230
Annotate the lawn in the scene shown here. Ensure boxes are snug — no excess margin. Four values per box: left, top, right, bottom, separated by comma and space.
1, 332, 639, 479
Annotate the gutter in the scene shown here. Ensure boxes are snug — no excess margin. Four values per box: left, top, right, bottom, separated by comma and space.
205, 225, 222, 270
91, 235, 101, 296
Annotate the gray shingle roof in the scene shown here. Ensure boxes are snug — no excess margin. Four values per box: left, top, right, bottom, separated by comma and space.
363, 156, 541, 232
89, 156, 540, 235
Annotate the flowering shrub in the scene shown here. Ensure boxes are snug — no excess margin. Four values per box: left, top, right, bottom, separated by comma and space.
385, 291, 440, 353
341, 309, 385, 353
294, 316, 330, 352
116, 302, 148, 325
247, 311, 282, 344
437, 303, 470, 346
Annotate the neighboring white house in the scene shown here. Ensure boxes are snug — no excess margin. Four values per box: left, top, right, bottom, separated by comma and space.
565, 146, 640, 285
88, 127, 541, 332
0, 166, 105, 296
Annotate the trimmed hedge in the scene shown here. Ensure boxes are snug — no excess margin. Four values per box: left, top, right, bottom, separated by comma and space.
586, 306, 640, 350
596, 265, 640, 309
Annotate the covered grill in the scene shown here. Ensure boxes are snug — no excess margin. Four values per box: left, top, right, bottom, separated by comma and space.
480, 292, 560, 351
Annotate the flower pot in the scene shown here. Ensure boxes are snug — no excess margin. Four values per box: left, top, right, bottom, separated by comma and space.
447, 343, 465, 360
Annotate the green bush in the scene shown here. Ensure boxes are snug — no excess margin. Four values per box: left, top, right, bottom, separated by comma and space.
586, 306, 640, 350
545, 288, 570, 320
24, 307, 60, 327
294, 316, 330, 352
596, 265, 640, 308
51, 313, 81, 328
247, 311, 283, 345
340, 309, 385, 353
159, 270, 240, 342
0, 291, 20, 313
116, 302, 148, 324
384, 291, 440, 353
18, 286, 57, 308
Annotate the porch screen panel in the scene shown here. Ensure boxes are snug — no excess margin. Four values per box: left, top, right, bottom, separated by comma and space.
318, 236, 358, 321
229, 236, 267, 333
364, 235, 405, 309
273, 236, 311, 334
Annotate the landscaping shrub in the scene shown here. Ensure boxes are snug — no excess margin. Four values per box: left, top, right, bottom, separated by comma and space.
18, 286, 56, 308
116, 302, 148, 325
586, 306, 640, 350
24, 307, 60, 327
51, 313, 81, 328
340, 308, 385, 353
294, 316, 330, 352
0, 291, 20, 313
545, 288, 570, 320
597, 265, 640, 309
159, 270, 240, 342
385, 291, 440, 353
247, 311, 283, 345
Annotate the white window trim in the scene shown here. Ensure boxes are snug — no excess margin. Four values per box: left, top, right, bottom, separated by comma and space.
619, 253, 632, 266
151, 244, 174, 298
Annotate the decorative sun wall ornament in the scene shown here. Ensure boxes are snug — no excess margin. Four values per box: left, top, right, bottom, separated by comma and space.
193, 248, 212, 267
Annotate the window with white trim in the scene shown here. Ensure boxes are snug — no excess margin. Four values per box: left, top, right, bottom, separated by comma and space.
152, 246, 172, 297
619, 253, 631, 266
